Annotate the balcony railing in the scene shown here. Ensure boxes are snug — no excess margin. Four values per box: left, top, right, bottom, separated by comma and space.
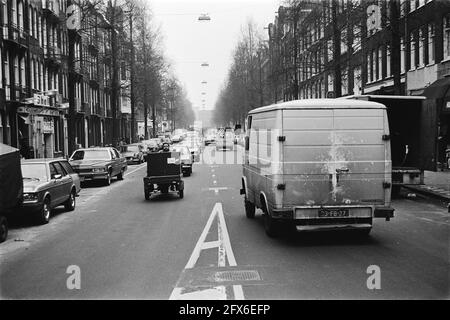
2, 24, 28, 47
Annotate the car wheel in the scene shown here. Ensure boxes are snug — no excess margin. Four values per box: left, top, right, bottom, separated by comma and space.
145, 189, 150, 200
179, 189, 184, 199
37, 197, 51, 225
0, 216, 8, 243
117, 169, 124, 180
244, 199, 255, 219
64, 189, 76, 211
105, 173, 111, 186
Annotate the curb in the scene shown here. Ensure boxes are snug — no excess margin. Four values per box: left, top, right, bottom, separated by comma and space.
403, 185, 450, 203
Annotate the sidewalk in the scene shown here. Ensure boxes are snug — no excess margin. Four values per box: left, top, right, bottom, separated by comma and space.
403, 170, 450, 203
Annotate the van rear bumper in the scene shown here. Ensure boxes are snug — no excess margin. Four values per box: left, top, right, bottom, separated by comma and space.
272, 205, 394, 221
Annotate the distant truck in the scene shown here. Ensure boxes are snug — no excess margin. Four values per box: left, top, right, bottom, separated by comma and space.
0, 143, 24, 243
342, 95, 427, 196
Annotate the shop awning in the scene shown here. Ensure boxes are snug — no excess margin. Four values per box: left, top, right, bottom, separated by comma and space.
423, 76, 450, 99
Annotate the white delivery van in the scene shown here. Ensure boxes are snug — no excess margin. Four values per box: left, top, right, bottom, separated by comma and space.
240, 99, 394, 237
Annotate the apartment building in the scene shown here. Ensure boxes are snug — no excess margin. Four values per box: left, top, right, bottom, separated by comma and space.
0, 0, 132, 158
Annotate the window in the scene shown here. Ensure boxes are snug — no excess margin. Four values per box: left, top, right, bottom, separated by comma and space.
4, 51, 10, 100
410, 31, 416, 69
386, 45, 391, 76
428, 23, 435, 64
14, 56, 19, 85
401, 36, 406, 73
49, 163, 58, 179
0, 49, 2, 88
444, 15, 450, 59
0, 112, 3, 143
410, 0, 416, 12
353, 65, 361, 93
52, 162, 66, 176
372, 49, 377, 81
419, 28, 425, 67
400, 0, 406, 17
20, 56, 25, 86
378, 46, 383, 79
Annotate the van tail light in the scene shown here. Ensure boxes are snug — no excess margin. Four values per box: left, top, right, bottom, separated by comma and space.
277, 183, 286, 190
383, 182, 391, 189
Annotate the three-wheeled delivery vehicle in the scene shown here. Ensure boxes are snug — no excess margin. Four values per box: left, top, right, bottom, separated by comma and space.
143, 151, 184, 200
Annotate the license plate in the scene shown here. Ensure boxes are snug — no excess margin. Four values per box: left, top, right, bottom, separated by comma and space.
318, 208, 349, 218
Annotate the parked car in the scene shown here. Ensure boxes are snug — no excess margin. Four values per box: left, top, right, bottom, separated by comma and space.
20, 158, 80, 224
120, 143, 145, 164
241, 99, 394, 237
69, 147, 127, 186
172, 145, 193, 176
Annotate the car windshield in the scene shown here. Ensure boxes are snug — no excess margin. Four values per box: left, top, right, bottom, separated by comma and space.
21, 163, 48, 181
126, 145, 140, 152
70, 150, 110, 161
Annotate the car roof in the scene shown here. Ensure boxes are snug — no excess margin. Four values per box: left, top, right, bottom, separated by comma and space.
248, 99, 386, 115
22, 158, 68, 164
74, 147, 113, 151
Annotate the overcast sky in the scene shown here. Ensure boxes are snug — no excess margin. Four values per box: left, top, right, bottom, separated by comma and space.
147, 0, 281, 112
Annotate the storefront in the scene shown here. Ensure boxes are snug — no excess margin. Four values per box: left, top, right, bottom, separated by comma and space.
16, 105, 64, 159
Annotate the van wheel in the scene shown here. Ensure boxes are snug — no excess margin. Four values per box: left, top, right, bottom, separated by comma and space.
244, 199, 255, 219
264, 214, 280, 238
0, 216, 8, 243
117, 170, 124, 180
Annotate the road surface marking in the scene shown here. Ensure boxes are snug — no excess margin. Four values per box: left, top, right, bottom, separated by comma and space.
169, 203, 244, 300
125, 163, 147, 176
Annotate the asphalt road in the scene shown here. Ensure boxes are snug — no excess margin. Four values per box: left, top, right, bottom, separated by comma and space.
1, 145, 448, 299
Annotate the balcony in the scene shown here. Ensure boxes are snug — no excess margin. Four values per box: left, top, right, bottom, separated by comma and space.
74, 97, 82, 113
44, 46, 62, 67
82, 102, 91, 116
42, 0, 61, 22
2, 24, 28, 48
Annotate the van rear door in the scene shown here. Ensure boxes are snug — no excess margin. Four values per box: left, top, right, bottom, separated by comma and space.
282, 107, 390, 207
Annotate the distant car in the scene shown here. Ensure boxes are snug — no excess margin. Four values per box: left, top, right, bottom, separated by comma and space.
20, 159, 80, 224
216, 131, 234, 151
121, 143, 145, 164
204, 134, 216, 145
172, 145, 193, 176
171, 134, 183, 143
69, 147, 127, 186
